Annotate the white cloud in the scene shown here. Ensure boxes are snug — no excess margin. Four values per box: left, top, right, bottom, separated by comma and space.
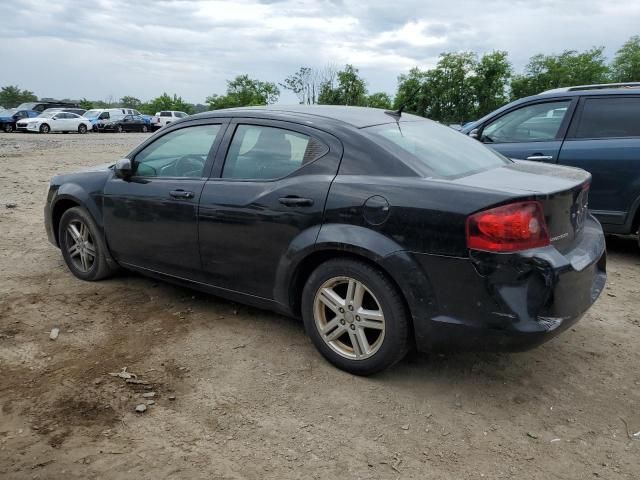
0, 0, 638, 103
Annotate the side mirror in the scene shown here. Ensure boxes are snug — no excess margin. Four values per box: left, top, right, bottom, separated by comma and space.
469, 128, 479, 139
114, 158, 133, 179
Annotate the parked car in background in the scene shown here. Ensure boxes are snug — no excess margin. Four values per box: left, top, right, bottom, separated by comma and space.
42, 107, 87, 116
44, 106, 606, 375
461, 82, 640, 246
83, 108, 150, 130
0, 108, 40, 132
151, 110, 188, 130
16, 111, 92, 134
16, 101, 79, 113
96, 114, 149, 133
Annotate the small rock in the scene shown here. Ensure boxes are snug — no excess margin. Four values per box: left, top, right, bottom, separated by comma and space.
527, 432, 538, 439
49, 328, 59, 340
400, 425, 410, 430
146, 400, 155, 405
93, 378, 102, 385
135, 404, 147, 413
142, 392, 156, 398
607, 293, 616, 298
5, 203, 17, 209
168, 395, 176, 401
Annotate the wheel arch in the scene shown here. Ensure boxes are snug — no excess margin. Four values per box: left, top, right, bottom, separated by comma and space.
51, 188, 104, 246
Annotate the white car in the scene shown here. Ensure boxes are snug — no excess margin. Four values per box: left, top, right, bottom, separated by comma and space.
16, 111, 92, 134
151, 110, 188, 130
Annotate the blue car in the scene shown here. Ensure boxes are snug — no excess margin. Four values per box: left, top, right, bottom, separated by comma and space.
461, 82, 640, 245
0, 109, 40, 133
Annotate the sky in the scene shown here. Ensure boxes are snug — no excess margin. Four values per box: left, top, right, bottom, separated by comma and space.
0, 0, 639, 104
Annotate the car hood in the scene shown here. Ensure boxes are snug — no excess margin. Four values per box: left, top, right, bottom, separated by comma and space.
444, 160, 590, 196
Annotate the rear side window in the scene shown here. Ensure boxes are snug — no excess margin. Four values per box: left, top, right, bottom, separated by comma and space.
160, 111, 171, 117
365, 121, 509, 178
222, 125, 328, 180
573, 97, 640, 139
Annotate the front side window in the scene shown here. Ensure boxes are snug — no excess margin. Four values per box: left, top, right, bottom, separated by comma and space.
222, 125, 327, 180
134, 124, 221, 178
481, 100, 572, 143
573, 97, 640, 139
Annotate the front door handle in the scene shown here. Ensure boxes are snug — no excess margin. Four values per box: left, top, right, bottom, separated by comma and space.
279, 196, 314, 207
526, 154, 554, 161
169, 189, 194, 199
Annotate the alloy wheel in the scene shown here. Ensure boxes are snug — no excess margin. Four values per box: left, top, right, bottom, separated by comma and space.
313, 276, 385, 360
65, 220, 96, 273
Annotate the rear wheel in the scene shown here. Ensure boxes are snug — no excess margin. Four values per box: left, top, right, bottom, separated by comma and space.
78, 124, 87, 134
116, 125, 123, 133
141, 125, 148, 133
4, 124, 13, 133
39, 123, 50, 134
58, 207, 117, 281
301, 259, 410, 375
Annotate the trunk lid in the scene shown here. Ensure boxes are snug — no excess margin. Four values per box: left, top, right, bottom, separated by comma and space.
451, 160, 592, 253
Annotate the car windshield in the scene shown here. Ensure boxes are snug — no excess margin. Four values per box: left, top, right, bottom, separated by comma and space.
83, 110, 102, 118
16, 102, 38, 110
364, 120, 510, 178
37, 112, 56, 118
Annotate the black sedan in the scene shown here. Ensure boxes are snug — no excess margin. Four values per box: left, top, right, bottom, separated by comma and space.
96, 114, 149, 133
44, 106, 606, 375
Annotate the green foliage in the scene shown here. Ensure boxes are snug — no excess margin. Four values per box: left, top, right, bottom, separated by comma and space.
280, 67, 316, 104
366, 92, 393, 109
611, 35, 640, 82
140, 93, 195, 115
0, 85, 38, 108
318, 65, 367, 106
510, 47, 609, 99
78, 98, 94, 110
394, 51, 511, 123
206, 75, 280, 110
120, 96, 142, 109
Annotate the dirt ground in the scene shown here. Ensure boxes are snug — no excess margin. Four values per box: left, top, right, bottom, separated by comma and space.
0, 132, 639, 480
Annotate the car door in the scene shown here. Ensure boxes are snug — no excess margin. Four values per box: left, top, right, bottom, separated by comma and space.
121, 115, 134, 132
557, 95, 640, 228
476, 99, 576, 163
198, 119, 342, 299
50, 113, 67, 132
102, 121, 227, 278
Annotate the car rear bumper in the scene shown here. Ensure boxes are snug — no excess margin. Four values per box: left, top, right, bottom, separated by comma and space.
383, 215, 607, 353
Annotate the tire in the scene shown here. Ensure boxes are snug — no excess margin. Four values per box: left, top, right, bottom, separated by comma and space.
141, 125, 148, 133
116, 125, 123, 133
301, 259, 410, 375
4, 124, 13, 133
78, 124, 87, 134
58, 207, 117, 281
39, 123, 50, 134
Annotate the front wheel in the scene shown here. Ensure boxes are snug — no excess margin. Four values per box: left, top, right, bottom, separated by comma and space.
39, 123, 50, 134
58, 207, 117, 281
116, 125, 123, 133
141, 125, 148, 133
301, 259, 410, 375
4, 124, 13, 133
78, 124, 87, 134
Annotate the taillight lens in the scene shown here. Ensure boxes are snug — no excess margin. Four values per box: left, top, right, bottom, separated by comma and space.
466, 201, 549, 252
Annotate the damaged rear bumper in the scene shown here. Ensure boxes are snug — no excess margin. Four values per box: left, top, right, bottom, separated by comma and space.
388, 215, 607, 353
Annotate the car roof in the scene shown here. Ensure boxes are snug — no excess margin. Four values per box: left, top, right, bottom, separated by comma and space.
190, 105, 426, 129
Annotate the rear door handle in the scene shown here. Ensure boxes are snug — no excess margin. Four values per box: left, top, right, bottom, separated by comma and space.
526, 155, 554, 161
279, 196, 314, 207
169, 189, 194, 199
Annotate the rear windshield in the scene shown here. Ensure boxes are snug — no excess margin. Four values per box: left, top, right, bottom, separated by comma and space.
364, 120, 510, 178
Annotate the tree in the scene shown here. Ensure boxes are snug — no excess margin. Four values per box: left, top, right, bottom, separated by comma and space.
140, 93, 195, 115
366, 92, 393, 109
280, 67, 318, 104
206, 75, 280, 110
0, 85, 37, 108
394, 67, 430, 116
473, 51, 512, 118
78, 98, 94, 110
511, 47, 609, 99
120, 96, 142, 109
611, 35, 640, 82
318, 64, 367, 106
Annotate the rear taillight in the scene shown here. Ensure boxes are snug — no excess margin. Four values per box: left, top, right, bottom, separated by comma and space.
466, 201, 549, 252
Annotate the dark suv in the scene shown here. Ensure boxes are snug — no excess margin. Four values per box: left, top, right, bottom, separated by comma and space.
461, 83, 640, 245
